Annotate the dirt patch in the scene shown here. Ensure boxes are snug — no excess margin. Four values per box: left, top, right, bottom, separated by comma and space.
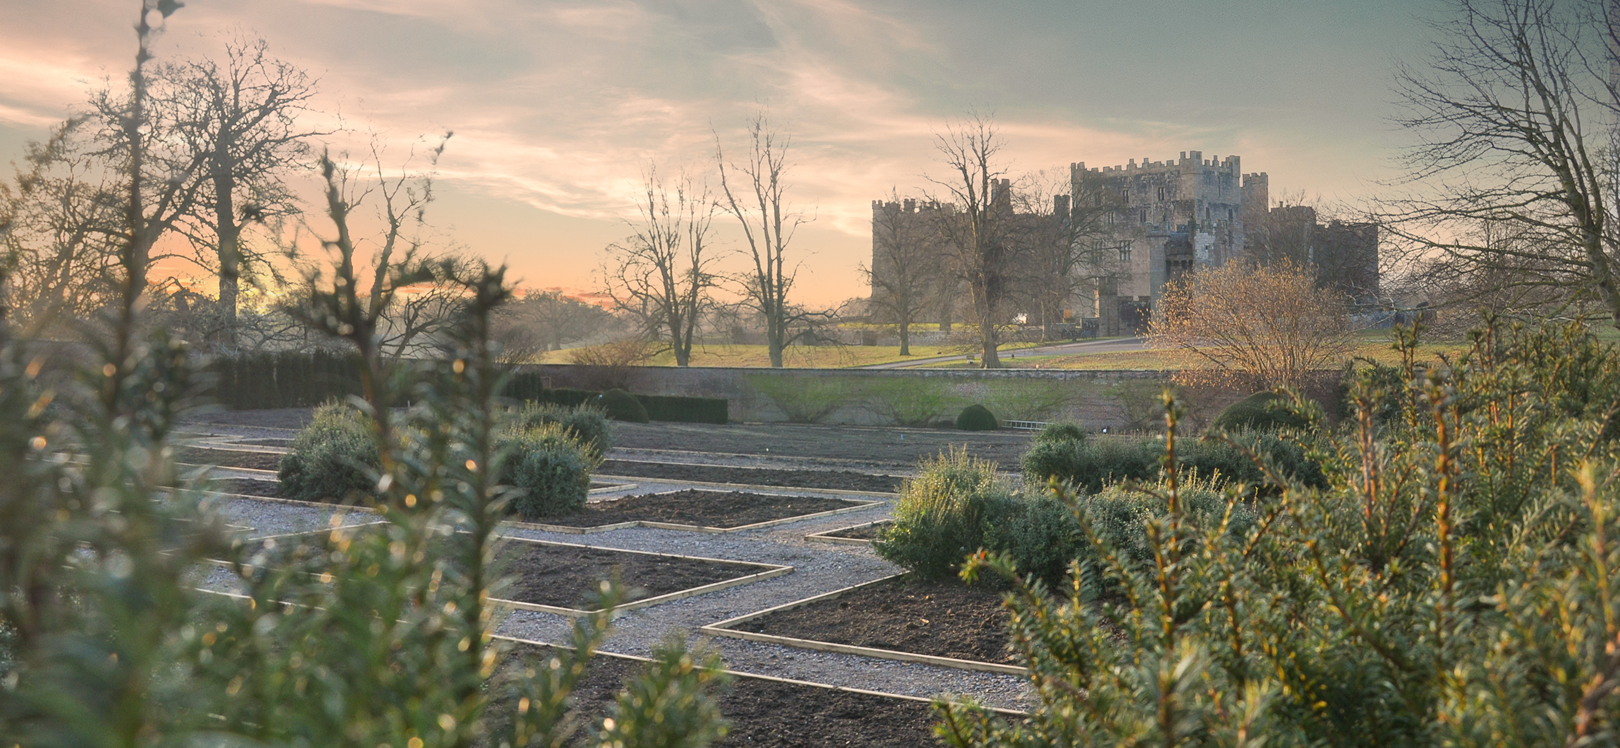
539, 490, 866, 529
182, 448, 282, 471
500, 644, 944, 747
735, 575, 1013, 665
238, 438, 291, 447
209, 481, 864, 529
497, 542, 766, 610
214, 478, 283, 498
601, 460, 899, 493
824, 522, 890, 540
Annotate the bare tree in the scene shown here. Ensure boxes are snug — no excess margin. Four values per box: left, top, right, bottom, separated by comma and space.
285, 135, 459, 364
0, 119, 124, 333
1017, 168, 1124, 340
1381, 0, 1619, 325
715, 112, 825, 368
601, 165, 719, 366
861, 190, 939, 355
926, 113, 1018, 368
493, 289, 616, 363
1146, 259, 1353, 391
150, 36, 324, 348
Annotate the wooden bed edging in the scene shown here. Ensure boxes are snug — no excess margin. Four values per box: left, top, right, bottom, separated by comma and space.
803, 519, 892, 546
490, 634, 1028, 717
699, 573, 1028, 677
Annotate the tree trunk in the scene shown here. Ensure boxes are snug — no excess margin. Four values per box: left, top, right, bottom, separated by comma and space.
214, 164, 241, 350
898, 321, 910, 356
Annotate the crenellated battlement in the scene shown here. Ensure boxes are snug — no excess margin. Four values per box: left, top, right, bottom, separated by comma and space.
1071, 150, 1243, 177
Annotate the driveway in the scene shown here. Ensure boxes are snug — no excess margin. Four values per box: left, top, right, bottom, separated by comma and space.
859, 336, 1146, 369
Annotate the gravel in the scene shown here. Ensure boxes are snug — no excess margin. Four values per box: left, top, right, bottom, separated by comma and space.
179, 424, 1039, 711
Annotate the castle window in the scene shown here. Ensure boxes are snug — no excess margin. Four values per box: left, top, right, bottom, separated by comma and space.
1119, 244, 1132, 263
1157, 186, 1166, 201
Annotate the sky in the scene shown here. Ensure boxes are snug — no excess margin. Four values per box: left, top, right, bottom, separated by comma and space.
0, 0, 1442, 307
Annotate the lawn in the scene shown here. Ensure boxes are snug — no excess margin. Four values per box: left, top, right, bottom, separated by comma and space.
931, 329, 1475, 371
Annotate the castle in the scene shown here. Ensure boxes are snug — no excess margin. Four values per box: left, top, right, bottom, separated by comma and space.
870, 149, 1378, 337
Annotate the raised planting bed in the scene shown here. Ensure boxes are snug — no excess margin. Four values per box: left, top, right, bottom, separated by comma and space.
524, 489, 880, 534
182, 447, 282, 471
804, 520, 892, 546
703, 574, 1020, 675
245, 528, 789, 615
599, 459, 901, 493
494, 538, 790, 614
495, 640, 967, 747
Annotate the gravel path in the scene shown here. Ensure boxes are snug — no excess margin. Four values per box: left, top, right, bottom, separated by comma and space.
186, 434, 1034, 711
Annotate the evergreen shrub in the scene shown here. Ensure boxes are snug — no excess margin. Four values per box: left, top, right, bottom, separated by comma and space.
497, 424, 593, 519
955, 403, 999, 431
1211, 391, 1312, 432
597, 389, 649, 423
277, 401, 380, 502
1034, 421, 1087, 445
506, 403, 613, 460
875, 448, 1018, 579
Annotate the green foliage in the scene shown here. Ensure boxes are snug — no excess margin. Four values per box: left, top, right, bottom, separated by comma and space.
1020, 436, 1157, 493
746, 373, 848, 423
1210, 390, 1314, 432
955, 403, 999, 431
507, 401, 613, 460
875, 448, 1018, 579
1034, 421, 1087, 445
498, 423, 593, 519
939, 319, 1620, 748
859, 377, 961, 426
595, 638, 731, 746
597, 388, 649, 423
276, 400, 380, 502
1021, 430, 1325, 494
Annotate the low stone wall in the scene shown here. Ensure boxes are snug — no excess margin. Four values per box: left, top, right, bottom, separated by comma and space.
512, 364, 1277, 431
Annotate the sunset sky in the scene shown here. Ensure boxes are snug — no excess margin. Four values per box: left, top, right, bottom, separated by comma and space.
1, 0, 1439, 306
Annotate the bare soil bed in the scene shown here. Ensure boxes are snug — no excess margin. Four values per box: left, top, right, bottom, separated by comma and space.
497, 542, 764, 610
537, 489, 865, 529
600, 459, 900, 493
735, 575, 1014, 665
182, 447, 281, 471
501, 643, 945, 747
210, 480, 864, 530
824, 522, 890, 540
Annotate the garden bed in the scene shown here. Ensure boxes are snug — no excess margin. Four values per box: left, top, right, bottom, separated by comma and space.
805, 521, 891, 545
531, 489, 877, 532
600, 459, 901, 493
248, 529, 788, 614
209, 481, 869, 532
499, 641, 950, 747
494, 539, 788, 613
704, 574, 1018, 674
182, 447, 282, 471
